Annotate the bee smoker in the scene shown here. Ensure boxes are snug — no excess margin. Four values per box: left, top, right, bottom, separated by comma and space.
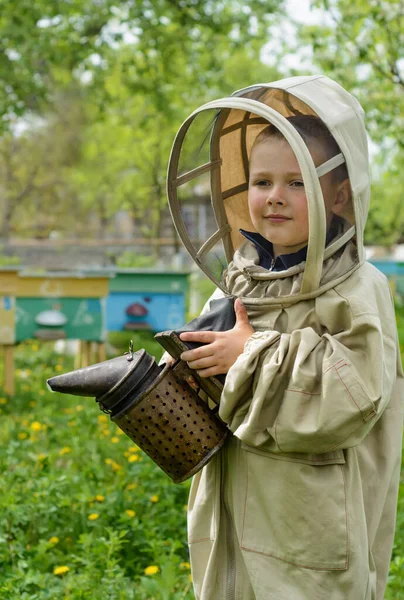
47, 343, 229, 483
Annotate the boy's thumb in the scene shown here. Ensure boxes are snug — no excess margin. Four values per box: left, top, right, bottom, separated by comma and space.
234, 298, 250, 325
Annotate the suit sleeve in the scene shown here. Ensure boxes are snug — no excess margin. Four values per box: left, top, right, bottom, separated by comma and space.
219, 311, 397, 454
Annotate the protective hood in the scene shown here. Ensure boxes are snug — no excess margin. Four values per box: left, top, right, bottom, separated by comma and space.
167, 75, 370, 297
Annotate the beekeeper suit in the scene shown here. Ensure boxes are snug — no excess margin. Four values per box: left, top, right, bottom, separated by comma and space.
166, 75, 404, 600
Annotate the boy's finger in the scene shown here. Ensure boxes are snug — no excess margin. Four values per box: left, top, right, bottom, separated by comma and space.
179, 331, 216, 343
185, 375, 200, 391
186, 356, 216, 370
180, 346, 214, 362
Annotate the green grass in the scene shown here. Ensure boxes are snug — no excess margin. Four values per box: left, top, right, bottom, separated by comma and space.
0, 309, 402, 599
0, 340, 193, 599
386, 304, 404, 599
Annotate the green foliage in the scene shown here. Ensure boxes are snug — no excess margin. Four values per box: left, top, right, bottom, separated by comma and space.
296, 0, 404, 245
0, 340, 192, 598
114, 252, 156, 269
304, 0, 404, 147
0, 243, 21, 266
0, 0, 284, 243
187, 273, 217, 320
365, 151, 404, 246
0, 0, 284, 128
385, 304, 404, 598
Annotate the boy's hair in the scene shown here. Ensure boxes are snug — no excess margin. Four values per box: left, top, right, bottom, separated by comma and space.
253, 115, 349, 183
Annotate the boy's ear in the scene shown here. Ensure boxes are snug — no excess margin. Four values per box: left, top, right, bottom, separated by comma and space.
332, 179, 352, 216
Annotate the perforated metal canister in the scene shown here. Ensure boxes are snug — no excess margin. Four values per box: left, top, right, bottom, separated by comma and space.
112, 362, 229, 483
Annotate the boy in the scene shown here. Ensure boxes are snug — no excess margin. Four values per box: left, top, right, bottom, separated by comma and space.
165, 77, 403, 599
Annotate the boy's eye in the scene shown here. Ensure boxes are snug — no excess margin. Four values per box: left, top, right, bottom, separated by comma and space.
291, 180, 304, 187
255, 180, 270, 187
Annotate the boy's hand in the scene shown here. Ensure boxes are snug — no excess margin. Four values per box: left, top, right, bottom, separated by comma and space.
179, 299, 254, 377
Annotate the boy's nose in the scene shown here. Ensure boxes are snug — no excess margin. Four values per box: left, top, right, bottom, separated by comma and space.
266, 187, 286, 205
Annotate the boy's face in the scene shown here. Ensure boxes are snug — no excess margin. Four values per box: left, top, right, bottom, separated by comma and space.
248, 137, 346, 258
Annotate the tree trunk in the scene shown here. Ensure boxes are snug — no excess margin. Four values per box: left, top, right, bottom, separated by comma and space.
0, 192, 13, 242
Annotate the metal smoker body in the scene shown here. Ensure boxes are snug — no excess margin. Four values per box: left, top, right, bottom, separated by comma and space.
47, 346, 229, 483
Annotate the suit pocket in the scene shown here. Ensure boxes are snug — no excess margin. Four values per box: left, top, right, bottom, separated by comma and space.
240, 446, 348, 570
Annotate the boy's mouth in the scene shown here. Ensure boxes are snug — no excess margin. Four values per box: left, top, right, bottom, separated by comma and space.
264, 214, 291, 222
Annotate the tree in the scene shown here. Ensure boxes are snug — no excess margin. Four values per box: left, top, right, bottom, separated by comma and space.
0, 89, 85, 241
301, 0, 403, 147
0, 0, 284, 129
294, 0, 404, 245
366, 152, 404, 246
63, 43, 281, 247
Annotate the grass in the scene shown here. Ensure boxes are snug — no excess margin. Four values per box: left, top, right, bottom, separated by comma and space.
0, 308, 402, 599
0, 338, 193, 599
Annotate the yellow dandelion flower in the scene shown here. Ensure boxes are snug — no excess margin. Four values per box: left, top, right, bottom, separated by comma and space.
95, 495, 105, 502
59, 447, 71, 455
76, 405, 84, 412
188, 574, 193, 583
102, 429, 110, 436
126, 483, 137, 490
55, 364, 63, 372
105, 458, 113, 465
180, 562, 190, 570
88, 513, 99, 521
37, 453, 47, 461
98, 415, 108, 423
30, 421, 42, 432
31, 344, 39, 351
0, 398, 7, 405
111, 460, 121, 471
54, 565, 69, 576
128, 454, 139, 463
49, 536, 59, 544
111, 437, 119, 443
128, 446, 139, 453
18, 432, 28, 440
124, 451, 130, 457
150, 495, 159, 503
117, 428, 125, 435
144, 565, 159, 576
125, 509, 136, 518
